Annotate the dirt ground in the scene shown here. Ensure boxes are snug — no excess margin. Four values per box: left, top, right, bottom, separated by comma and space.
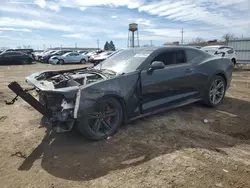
1, 63, 250, 188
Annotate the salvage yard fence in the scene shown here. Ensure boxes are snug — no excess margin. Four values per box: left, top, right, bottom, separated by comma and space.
227, 38, 250, 64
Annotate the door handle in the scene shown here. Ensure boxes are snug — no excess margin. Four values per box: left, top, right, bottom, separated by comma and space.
185, 68, 193, 73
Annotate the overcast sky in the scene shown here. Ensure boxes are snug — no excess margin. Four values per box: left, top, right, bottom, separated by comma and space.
0, 0, 249, 49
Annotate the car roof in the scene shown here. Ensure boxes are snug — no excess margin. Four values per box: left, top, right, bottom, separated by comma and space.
124, 46, 204, 52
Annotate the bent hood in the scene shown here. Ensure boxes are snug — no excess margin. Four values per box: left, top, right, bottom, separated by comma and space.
25, 68, 107, 93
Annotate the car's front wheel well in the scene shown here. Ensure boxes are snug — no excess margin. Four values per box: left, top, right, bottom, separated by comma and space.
231, 58, 236, 64
216, 73, 227, 88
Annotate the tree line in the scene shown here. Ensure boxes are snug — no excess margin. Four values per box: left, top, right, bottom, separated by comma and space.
104, 41, 116, 51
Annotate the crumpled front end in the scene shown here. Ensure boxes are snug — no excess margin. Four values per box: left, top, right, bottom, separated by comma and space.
7, 68, 106, 132
38, 91, 76, 132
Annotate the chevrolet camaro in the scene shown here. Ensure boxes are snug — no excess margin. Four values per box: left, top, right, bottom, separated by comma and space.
7, 46, 233, 140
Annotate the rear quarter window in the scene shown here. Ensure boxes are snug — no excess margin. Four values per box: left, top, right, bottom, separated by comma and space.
186, 50, 202, 62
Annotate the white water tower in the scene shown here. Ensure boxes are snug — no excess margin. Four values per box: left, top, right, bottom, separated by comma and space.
127, 23, 139, 48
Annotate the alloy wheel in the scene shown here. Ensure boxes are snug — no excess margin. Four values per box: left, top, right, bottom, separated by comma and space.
22, 60, 27, 64
209, 78, 225, 105
87, 100, 119, 134
81, 59, 86, 64
59, 60, 64, 64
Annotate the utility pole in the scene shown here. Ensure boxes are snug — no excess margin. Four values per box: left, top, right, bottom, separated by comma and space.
181, 28, 184, 45
97, 39, 99, 50
75, 42, 77, 49
60, 44, 62, 50
150, 40, 152, 46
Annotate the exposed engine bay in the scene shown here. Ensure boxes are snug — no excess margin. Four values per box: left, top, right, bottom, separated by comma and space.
33, 70, 107, 90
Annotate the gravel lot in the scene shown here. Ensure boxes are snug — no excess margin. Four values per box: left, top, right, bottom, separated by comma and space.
1, 63, 250, 188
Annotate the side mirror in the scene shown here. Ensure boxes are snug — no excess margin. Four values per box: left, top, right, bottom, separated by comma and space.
148, 61, 165, 72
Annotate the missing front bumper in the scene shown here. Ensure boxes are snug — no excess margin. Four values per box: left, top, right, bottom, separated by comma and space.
7, 81, 52, 118
7, 82, 76, 133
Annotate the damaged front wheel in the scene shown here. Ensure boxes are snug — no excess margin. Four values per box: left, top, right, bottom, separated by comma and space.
76, 97, 123, 140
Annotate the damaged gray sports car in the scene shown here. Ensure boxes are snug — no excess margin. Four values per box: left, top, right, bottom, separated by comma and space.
7, 47, 233, 140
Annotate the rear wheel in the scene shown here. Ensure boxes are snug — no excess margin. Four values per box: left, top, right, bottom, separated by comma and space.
203, 75, 226, 107
80, 59, 86, 64
22, 59, 28, 64
232, 58, 236, 67
76, 97, 123, 140
58, 59, 64, 65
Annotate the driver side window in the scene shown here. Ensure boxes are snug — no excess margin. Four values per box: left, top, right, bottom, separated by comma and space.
69, 53, 76, 56
152, 50, 186, 66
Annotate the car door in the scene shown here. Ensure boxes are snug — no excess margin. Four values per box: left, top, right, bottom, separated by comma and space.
68, 52, 78, 63
0, 54, 10, 65
11, 52, 24, 64
3, 52, 18, 65
64, 52, 74, 63
140, 49, 200, 113
73, 53, 81, 62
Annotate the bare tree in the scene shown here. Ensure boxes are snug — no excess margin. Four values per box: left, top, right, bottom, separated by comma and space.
16, 46, 22, 49
22, 45, 32, 49
222, 33, 235, 42
191, 37, 205, 44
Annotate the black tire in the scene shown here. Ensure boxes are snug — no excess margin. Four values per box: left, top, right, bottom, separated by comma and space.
22, 59, 30, 64
76, 97, 123, 140
80, 59, 86, 64
58, 59, 64, 65
232, 58, 236, 67
203, 75, 226, 107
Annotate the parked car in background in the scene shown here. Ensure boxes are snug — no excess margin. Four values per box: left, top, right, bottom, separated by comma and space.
40, 50, 72, 63
1, 49, 34, 58
201, 45, 237, 65
8, 46, 233, 140
37, 50, 56, 61
14, 49, 34, 59
86, 51, 97, 59
15, 48, 34, 54
32, 50, 43, 60
89, 51, 121, 65
2, 49, 14, 53
77, 50, 88, 54
86, 50, 104, 59
89, 51, 114, 65
49, 52, 88, 65
0, 51, 33, 65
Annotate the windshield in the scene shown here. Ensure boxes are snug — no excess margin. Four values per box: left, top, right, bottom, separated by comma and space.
94, 48, 153, 74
